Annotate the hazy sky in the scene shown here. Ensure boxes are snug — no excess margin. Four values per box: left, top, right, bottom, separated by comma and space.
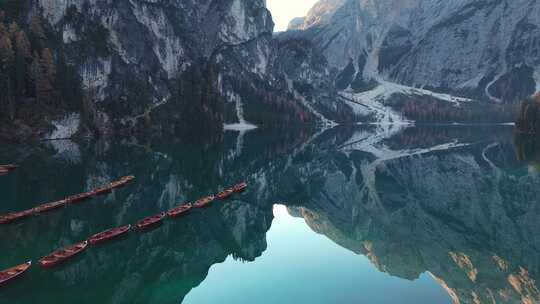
266, 0, 319, 32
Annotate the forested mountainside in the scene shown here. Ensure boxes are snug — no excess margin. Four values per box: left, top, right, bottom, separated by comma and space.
1, 0, 539, 142
0, 0, 350, 142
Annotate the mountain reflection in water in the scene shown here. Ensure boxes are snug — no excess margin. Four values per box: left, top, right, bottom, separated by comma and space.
0, 124, 539, 304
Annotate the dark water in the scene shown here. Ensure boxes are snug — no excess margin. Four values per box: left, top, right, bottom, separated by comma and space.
1, 125, 539, 304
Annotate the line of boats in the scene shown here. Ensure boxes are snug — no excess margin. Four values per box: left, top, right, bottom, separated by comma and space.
0, 164, 18, 176
0, 176, 136, 225
0, 181, 248, 286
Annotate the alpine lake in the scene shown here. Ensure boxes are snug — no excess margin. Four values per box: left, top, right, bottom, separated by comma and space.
1, 124, 539, 304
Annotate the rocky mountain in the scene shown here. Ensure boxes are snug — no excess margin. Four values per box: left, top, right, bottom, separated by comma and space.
1, 0, 538, 142
287, 0, 540, 105
1, 0, 351, 142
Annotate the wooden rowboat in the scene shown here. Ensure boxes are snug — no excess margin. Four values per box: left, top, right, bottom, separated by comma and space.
33, 200, 67, 214
38, 241, 88, 268
167, 203, 192, 218
0, 164, 19, 171
0, 209, 34, 225
136, 213, 166, 230
88, 225, 131, 245
121, 175, 135, 183
193, 196, 215, 208
233, 182, 247, 193
216, 189, 234, 200
65, 192, 94, 204
110, 175, 135, 188
0, 261, 31, 286
109, 180, 127, 190
92, 186, 113, 196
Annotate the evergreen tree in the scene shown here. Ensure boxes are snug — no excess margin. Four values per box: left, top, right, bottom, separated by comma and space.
0, 23, 15, 120
29, 15, 45, 50
0, 23, 14, 69
30, 51, 39, 98
37, 48, 56, 104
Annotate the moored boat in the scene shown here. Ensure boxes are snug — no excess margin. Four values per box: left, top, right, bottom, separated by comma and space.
92, 186, 113, 196
121, 175, 135, 183
0, 261, 31, 286
193, 196, 215, 208
33, 200, 67, 214
233, 182, 247, 193
109, 180, 127, 189
0, 164, 19, 171
167, 203, 192, 218
88, 225, 131, 245
38, 241, 88, 268
0, 209, 34, 225
65, 192, 94, 204
136, 212, 166, 230
216, 189, 234, 200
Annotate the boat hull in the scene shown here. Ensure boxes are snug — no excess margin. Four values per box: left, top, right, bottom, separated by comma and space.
217, 190, 234, 200
39, 241, 88, 268
136, 213, 166, 230
89, 225, 131, 245
33, 200, 67, 214
167, 204, 192, 218
233, 182, 247, 193
0, 261, 31, 286
0, 210, 34, 225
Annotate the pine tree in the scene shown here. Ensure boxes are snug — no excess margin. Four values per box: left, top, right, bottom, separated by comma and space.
0, 23, 15, 120
0, 24, 14, 70
30, 16, 46, 49
37, 48, 56, 104
30, 51, 39, 98
12, 29, 32, 101
14, 30, 31, 59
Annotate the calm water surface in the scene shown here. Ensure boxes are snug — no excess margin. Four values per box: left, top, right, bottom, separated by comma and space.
0, 125, 539, 304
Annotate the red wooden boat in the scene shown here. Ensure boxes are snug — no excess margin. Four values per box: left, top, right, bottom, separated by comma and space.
121, 175, 135, 183
65, 192, 94, 204
167, 203, 192, 218
92, 186, 113, 196
0, 164, 19, 171
109, 180, 127, 190
136, 212, 166, 230
88, 225, 131, 245
233, 182, 247, 193
0, 261, 31, 285
0, 209, 34, 225
216, 189, 234, 200
193, 196, 215, 208
39, 241, 88, 268
33, 200, 67, 214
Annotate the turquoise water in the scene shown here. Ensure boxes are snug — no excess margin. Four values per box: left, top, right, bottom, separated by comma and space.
0, 125, 539, 303
185, 205, 449, 304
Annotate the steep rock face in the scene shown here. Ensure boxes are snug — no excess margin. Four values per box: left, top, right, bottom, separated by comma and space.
289, 0, 540, 103
26, 0, 320, 133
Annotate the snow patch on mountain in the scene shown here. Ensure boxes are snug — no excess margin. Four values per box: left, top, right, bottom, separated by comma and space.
224, 91, 258, 131
45, 113, 81, 140
340, 80, 474, 124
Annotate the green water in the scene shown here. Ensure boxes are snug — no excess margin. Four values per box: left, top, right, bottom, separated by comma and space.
0, 125, 539, 304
